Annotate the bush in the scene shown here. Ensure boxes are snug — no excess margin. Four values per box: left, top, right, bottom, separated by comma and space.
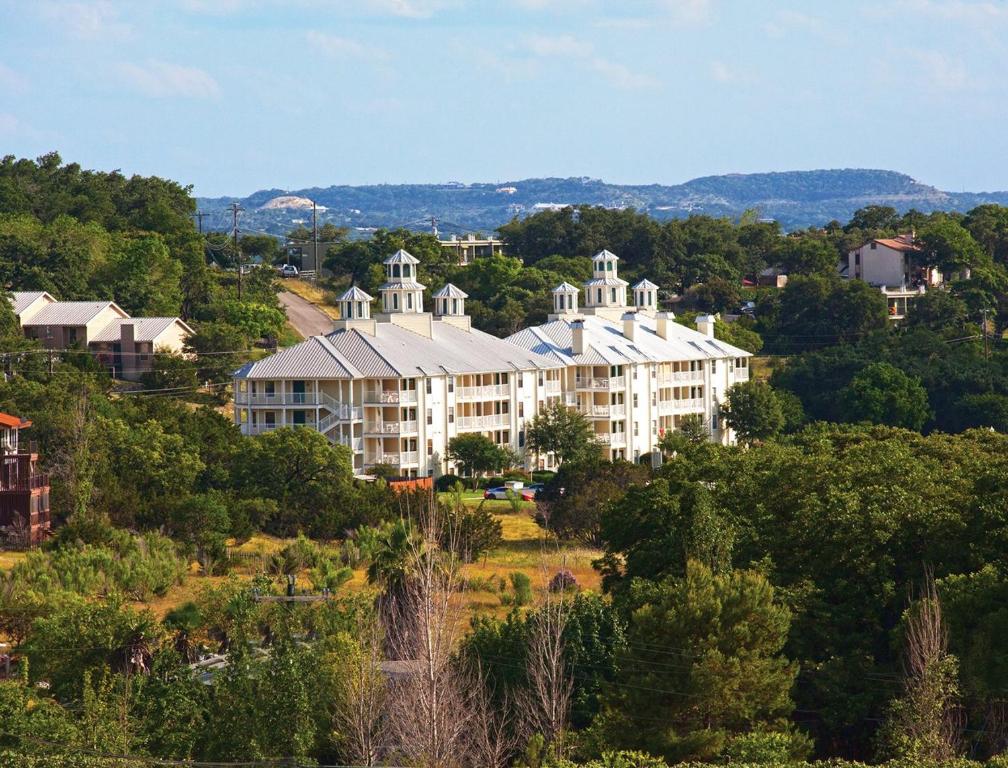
549, 568, 578, 593
503, 571, 533, 607
434, 473, 463, 492
532, 471, 556, 484
441, 501, 503, 563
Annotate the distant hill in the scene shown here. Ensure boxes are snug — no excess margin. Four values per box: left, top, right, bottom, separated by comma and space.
196, 169, 1008, 238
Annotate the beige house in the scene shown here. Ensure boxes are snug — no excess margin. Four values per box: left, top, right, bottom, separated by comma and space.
9, 292, 193, 380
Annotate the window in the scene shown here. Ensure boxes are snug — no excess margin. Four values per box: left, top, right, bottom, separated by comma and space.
517, 373, 523, 388
452, 298, 458, 314
538, 373, 544, 386
427, 439, 433, 456
426, 408, 432, 425
634, 422, 639, 437
518, 431, 525, 448
712, 360, 717, 374
407, 292, 414, 310
392, 293, 399, 310
870, 242, 877, 249
448, 377, 454, 393
711, 413, 719, 431
611, 287, 617, 303
292, 410, 306, 425
426, 378, 432, 394
597, 288, 603, 303
518, 402, 524, 418
633, 394, 639, 408
264, 381, 276, 398
448, 406, 454, 424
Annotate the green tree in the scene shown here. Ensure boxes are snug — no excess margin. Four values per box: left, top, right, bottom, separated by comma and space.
918, 217, 985, 275
525, 401, 597, 467
598, 561, 800, 763
721, 380, 785, 444
842, 362, 931, 431
772, 236, 839, 276
446, 433, 511, 488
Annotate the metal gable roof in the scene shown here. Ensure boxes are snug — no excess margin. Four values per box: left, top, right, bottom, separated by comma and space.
22, 301, 127, 327
337, 286, 374, 302
9, 291, 54, 316
234, 336, 356, 380
552, 281, 579, 294
383, 249, 420, 265
432, 283, 468, 299
90, 317, 192, 343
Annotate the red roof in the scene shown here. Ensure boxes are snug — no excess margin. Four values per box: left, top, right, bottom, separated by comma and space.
0, 413, 31, 429
873, 237, 921, 253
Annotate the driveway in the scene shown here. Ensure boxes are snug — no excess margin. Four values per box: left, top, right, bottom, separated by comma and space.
279, 291, 334, 339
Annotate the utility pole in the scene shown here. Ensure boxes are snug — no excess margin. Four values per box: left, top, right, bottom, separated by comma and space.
231, 202, 243, 299
981, 308, 991, 361
312, 200, 319, 280
430, 215, 438, 237
193, 210, 208, 235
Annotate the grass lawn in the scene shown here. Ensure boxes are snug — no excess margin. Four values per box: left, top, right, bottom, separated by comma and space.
142, 505, 601, 622
0, 550, 26, 572
284, 279, 341, 319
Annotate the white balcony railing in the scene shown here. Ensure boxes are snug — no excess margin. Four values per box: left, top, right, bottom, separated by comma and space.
363, 390, 418, 405
593, 432, 627, 447
457, 384, 510, 401
583, 404, 625, 419
657, 397, 705, 415
575, 376, 623, 391
365, 422, 401, 435
656, 370, 705, 385
400, 420, 419, 434
365, 451, 419, 468
400, 451, 419, 465
545, 380, 562, 394
457, 413, 510, 430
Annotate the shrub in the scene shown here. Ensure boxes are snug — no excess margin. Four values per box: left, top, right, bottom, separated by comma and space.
506, 571, 533, 607
441, 501, 503, 563
549, 569, 578, 593
434, 473, 463, 492
480, 476, 506, 489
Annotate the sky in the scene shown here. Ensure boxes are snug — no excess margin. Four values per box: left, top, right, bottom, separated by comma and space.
1, 0, 1007, 197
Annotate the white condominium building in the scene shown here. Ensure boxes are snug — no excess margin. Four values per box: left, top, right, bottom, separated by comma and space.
505, 249, 751, 459
233, 248, 752, 475
234, 250, 565, 476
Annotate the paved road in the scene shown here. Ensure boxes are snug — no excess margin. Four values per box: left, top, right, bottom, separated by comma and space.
279, 291, 334, 339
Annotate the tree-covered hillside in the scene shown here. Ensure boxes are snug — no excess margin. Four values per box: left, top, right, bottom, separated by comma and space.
196, 169, 1008, 236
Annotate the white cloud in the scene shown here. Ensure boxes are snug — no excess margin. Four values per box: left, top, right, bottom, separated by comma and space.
525, 33, 592, 57
306, 31, 385, 60
893, 0, 1008, 24
522, 33, 656, 89
353, 0, 455, 17
117, 60, 220, 99
0, 63, 28, 93
656, 0, 713, 25
909, 50, 971, 91
41, 1, 131, 40
709, 60, 753, 84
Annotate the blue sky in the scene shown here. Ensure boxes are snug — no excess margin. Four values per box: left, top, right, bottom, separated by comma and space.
1, 0, 1007, 197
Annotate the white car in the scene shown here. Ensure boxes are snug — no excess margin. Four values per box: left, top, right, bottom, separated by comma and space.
279, 264, 299, 278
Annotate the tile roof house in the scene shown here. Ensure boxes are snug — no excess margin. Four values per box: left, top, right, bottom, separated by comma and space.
846, 233, 940, 320
9, 292, 193, 380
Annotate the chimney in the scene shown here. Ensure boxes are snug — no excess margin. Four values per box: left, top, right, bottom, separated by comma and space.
696, 314, 716, 338
571, 319, 586, 354
656, 311, 675, 340
622, 312, 636, 342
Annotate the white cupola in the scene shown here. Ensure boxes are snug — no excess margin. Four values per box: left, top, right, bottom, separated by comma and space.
432, 283, 468, 316
551, 281, 579, 314
379, 249, 426, 314
583, 249, 628, 309
337, 285, 374, 320
632, 278, 659, 313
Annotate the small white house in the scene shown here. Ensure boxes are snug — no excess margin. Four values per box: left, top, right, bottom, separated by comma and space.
846, 234, 943, 321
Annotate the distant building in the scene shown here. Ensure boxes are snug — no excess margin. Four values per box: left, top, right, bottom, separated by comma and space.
439, 235, 505, 265
0, 413, 50, 547
846, 234, 941, 320
9, 292, 193, 379
756, 267, 788, 288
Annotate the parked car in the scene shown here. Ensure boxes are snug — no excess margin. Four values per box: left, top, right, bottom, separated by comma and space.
483, 486, 509, 500
738, 300, 756, 316
520, 483, 545, 501
279, 264, 299, 278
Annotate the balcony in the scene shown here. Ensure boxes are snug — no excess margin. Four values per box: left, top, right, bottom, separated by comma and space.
334, 435, 364, 452
575, 376, 623, 391
245, 420, 318, 435
593, 432, 627, 447
363, 390, 417, 405
365, 422, 401, 435
456, 413, 510, 430
457, 384, 510, 401
583, 404, 625, 419
236, 391, 319, 406
545, 380, 562, 394
365, 451, 419, 468
400, 420, 419, 435
657, 397, 705, 415
656, 370, 705, 385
